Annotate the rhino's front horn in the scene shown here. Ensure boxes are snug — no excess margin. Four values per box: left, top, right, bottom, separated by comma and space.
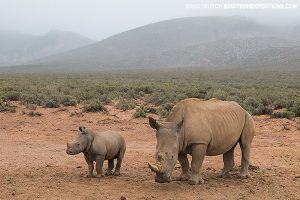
148, 163, 161, 173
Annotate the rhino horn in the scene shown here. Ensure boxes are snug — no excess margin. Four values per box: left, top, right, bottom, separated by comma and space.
148, 163, 161, 173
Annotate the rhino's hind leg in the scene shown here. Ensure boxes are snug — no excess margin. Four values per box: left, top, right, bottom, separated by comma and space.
114, 149, 125, 176
105, 159, 114, 176
239, 143, 251, 178
188, 144, 207, 185
239, 113, 255, 179
219, 143, 237, 178
174, 154, 190, 181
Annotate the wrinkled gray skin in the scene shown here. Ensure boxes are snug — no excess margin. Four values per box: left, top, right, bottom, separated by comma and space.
148, 98, 255, 185
66, 127, 126, 178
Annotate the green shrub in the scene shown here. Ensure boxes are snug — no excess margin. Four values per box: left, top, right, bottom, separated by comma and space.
83, 100, 106, 112
60, 95, 77, 106
21, 94, 45, 106
186, 89, 207, 99
211, 88, 228, 100
26, 111, 43, 117
116, 99, 135, 111
133, 106, 147, 118
260, 95, 276, 106
244, 97, 260, 108
4, 91, 21, 101
135, 85, 153, 94
0, 100, 16, 113
144, 106, 157, 114
99, 95, 111, 105
271, 111, 295, 120
157, 107, 169, 118
289, 98, 300, 117
274, 99, 291, 109
43, 97, 60, 108
253, 104, 274, 115
25, 103, 37, 110
69, 111, 83, 117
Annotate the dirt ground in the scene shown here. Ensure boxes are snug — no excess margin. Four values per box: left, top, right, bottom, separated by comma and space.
0, 103, 299, 200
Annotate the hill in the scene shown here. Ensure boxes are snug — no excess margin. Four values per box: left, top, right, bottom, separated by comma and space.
0, 30, 94, 66
4, 16, 300, 71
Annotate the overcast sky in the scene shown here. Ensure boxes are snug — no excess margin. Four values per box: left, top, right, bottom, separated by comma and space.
1, 0, 300, 40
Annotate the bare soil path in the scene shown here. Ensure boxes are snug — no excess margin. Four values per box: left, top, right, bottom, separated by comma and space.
0, 104, 299, 200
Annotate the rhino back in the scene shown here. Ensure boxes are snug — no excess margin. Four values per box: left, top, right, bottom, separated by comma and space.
92, 131, 125, 159
168, 98, 248, 156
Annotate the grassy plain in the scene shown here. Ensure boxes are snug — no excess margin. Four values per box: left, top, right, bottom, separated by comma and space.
0, 68, 299, 118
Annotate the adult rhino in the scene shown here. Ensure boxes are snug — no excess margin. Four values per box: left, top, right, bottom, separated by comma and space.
148, 98, 255, 185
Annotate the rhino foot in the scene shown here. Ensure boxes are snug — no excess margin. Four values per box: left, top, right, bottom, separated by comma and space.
95, 173, 104, 178
174, 173, 190, 181
238, 172, 252, 179
113, 171, 121, 176
86, 174, 95, 178
188, 177, 204, 185
217, 172, 232, 179
105, 170, 113, 176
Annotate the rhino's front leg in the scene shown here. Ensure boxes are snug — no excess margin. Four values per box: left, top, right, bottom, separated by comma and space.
175, 154, 190, 181
188, 144, 207, 185
95, 155, 105, 178
84, 155, 94, 178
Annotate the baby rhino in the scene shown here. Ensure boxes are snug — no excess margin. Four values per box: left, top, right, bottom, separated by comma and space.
66, 127, 126, 178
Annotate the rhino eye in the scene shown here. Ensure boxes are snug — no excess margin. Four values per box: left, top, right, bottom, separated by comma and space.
77, 143, 80, 146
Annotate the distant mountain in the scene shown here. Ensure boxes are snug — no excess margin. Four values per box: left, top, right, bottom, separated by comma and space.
5, 16, 300, 71
0, 30, 94, 66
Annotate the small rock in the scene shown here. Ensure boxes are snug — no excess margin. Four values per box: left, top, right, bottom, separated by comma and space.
249, 189, 255, 194
294, 176, 300, 181
120, 196, 126, 200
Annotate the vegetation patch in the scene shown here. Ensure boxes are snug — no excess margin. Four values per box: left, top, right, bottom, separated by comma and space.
0, 69, 299, 117
83, 100, 106, 112
0, 100, 16, 113
133, 106, 147, 118
23, 110, 43, 117
271, 111, 295, 120
43, 97, 60, 108
60, 95, 77, 106
116, 99, 135, 111
69, 111, 84, 117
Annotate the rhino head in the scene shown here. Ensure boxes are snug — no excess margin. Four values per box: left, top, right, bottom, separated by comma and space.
66, 127, 89, 155
148, 117, 183, 183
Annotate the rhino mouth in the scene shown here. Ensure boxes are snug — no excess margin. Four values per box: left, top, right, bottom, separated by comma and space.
155, 174, 171, 183
148, 163, 171, 183
66, 149, 76, 155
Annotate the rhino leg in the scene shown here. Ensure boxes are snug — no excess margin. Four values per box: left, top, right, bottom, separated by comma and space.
220, 143, 237, 178
239, 143, 251, 178
188, 144, 207, 185
239, 113, 254, 179
175, 154, 190, 181
105, 159, 114, 175
95, 155, 105, 178
114, 151, 125, 176
84, 156, 95, 178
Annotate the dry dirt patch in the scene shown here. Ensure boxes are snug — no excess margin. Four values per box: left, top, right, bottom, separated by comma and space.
0, 105, 299, 200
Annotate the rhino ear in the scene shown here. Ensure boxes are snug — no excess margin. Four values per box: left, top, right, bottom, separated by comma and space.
148, 117, 160, 130
79, 126, 87, 134
176, 118, 184, 130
